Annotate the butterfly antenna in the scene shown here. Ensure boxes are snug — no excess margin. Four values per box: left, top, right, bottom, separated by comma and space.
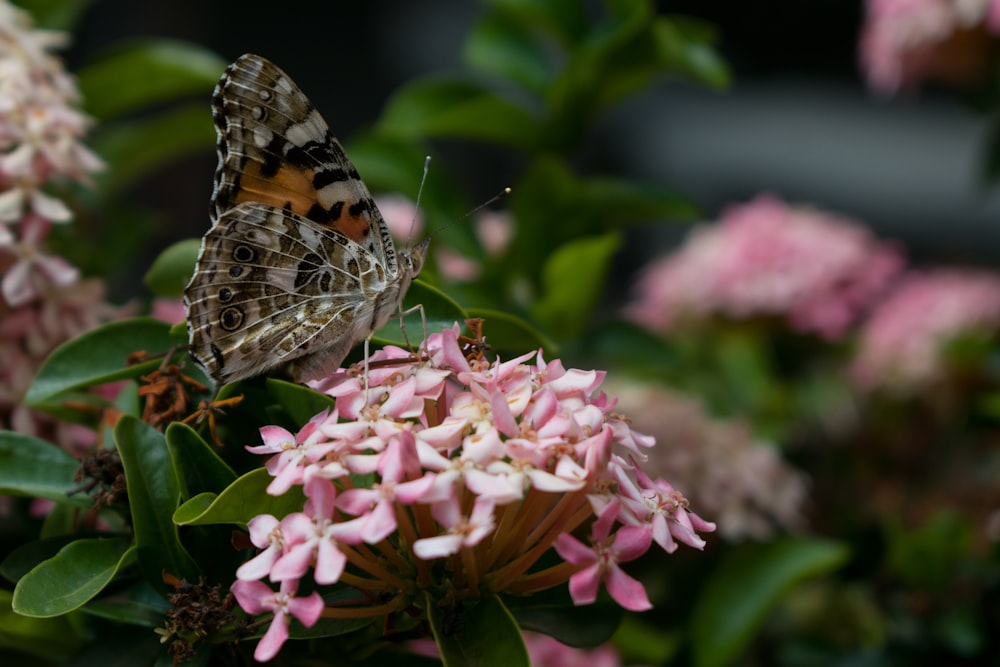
408, 156, 432, 246
429, 187, 512, 238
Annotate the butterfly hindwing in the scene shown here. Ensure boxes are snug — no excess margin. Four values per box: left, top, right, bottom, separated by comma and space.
186, 202, 387, 384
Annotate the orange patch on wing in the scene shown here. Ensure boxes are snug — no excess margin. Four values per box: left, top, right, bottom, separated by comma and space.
332, 210, 371, 244
235, 162, 318, 218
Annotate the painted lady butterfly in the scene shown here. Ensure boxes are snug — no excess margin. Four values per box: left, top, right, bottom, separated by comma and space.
184, 54, 428, 385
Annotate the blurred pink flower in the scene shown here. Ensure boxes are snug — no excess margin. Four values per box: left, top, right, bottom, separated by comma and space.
0, 213, 78, 307
408, 632, 624, 667
375, 194, 515, 282
435, 246, 481, 281
150, 297, 186, 324
475, 210, 514, 257
627, 194, 903, 340
0, 0, 114, 457
374, 194, 424, 241
524, 632, 623, 667
608, 381, 808, 541
851, 269, 1000, 392
860, 0, 1000, 93
231, 325, 715, 658
0, 1, 102, 220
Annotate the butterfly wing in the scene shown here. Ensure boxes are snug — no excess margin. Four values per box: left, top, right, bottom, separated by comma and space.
185, 202, 395, 384
211, 53, 397, 274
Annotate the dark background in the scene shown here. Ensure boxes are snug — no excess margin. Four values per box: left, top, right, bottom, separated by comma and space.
59, 0, 1000, 298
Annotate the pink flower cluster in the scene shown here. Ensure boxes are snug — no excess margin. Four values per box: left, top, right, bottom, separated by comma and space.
860, 0, 1000, 93
609, 381, 807, 541
0, 1, 111, 452
851, 269, 1000, 392
231, 326, 715, 662
627, 195, 903, 340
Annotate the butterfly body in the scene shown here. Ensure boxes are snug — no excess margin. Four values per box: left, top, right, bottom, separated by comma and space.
184, 54, 427, 384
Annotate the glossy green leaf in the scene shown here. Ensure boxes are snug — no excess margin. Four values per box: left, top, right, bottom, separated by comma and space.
0, 536, 77, 583
145, 238, 201, 298
91, 103, 215, 197
81, 580, 171, 628
24, 317, 188, 407
532, 233, 621, 340
430, 592, 529, 667
78, 39, 225, 120
691, 537, 850, 667
464, 12, 553, 94
506, 592, 621, 648
173, 468, 306, 527
288, 616, 376, 640
373, 279, 468, 347
378, 78, 541, 149
115, 416, 199, 587
265, 379, 336, 426
0, 589, 82, 660
164, 422, 237, 499
12, 537, 135, 617
0, 431, 92, 506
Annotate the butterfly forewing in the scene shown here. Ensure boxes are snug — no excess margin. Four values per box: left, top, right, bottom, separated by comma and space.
185, 54, 427, 385
210, 54, 395, 272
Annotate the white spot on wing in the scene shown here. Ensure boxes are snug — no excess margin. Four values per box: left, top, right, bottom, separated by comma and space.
285, 109, 326, 147
253, 125, 273, 148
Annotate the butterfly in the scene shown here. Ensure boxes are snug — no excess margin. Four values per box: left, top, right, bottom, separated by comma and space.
184, 54, 428, 386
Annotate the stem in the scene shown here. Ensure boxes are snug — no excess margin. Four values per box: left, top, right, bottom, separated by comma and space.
504, 561, 580, 596
320, 595, 408, 619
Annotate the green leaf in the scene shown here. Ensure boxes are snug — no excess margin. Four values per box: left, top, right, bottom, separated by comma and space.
378, 78, 541, 149
81, 580, 171, 628
0, 589, 82, 660
24, 317, 189, 407
430, 592, 530, 667
1, 536, 77, 583
91, 103, 216, 197
115, 416, 199, 587
12, 537, 135, 617
78, 39, 226, 120
265, 379, 336, 426
884, 511, 975, 591
613, 615, 682, 665
481, 0, 589, 45
13, 0, 92, 31
173, 468, 306, 527
145, 238, 201, 298
532, 233, 621, 340
373, 279, 469, 347
655, 16, 731, 90
691, 537, 850, 667
464, 12, 554, 94
0, 431, 92, 506
575, 176, 698, 225
570, 321, 680, 380
164, 422, 237, 499
506, 592, 621, 648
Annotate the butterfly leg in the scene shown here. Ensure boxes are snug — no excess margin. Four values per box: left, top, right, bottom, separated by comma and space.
396, 303, 427, 358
